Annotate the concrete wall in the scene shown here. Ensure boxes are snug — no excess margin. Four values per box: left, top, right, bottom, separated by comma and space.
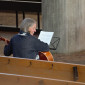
42, 0, 85, 53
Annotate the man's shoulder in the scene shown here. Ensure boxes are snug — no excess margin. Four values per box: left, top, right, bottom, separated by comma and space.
10, 34, 19, 41
12, 34, 18, 38
29, 35, 37, 39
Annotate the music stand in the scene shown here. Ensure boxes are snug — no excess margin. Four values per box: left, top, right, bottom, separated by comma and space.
49, 37, 60, 50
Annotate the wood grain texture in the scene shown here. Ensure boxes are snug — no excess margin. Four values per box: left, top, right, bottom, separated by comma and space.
0, 56, 85, 83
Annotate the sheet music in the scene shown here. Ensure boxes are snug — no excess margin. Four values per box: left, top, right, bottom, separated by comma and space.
38, 31, 54, 45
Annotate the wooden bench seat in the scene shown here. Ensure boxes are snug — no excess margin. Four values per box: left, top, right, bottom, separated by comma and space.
0, 56, 85, 83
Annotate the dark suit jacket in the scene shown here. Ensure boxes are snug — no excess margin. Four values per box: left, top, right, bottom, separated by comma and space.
4, 31, 49, 59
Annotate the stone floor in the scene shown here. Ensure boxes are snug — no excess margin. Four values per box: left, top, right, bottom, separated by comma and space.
0, 31, 85, 65
53, 51, 85, 65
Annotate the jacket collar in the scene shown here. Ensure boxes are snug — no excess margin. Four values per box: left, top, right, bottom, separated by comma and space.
18, 30, 30, 36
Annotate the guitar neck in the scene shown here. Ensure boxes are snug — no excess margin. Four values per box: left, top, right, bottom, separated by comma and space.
0, 36, 10, 44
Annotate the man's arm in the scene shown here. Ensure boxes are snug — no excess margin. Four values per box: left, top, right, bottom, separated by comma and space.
34, 38, 49, 52
4, 39, 13, 56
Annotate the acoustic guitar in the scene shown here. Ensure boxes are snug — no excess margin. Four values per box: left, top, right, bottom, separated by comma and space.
0, 36, 54, 61
39, 51, 54, 61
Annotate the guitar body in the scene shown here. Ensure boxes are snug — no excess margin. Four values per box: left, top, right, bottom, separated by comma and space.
39, 51, 54, 61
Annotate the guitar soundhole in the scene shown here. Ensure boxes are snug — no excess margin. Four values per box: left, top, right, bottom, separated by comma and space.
39, 52, 47, 60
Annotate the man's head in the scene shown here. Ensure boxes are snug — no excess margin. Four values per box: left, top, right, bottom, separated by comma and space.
19, 18, 37, 35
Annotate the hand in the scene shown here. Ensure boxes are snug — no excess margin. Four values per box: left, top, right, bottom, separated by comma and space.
4, 39, 9, 45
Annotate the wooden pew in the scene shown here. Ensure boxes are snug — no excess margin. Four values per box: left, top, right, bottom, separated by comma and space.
0, 56, 85, 83
0, 73, 85, 85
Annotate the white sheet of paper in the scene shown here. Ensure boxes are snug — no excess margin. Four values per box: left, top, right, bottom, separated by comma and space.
38, 31, 54, 45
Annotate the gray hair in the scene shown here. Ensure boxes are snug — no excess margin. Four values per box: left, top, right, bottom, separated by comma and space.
19, 18, 36, 32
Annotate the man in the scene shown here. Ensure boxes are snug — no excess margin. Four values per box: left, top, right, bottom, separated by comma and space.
4, 18, 49, 59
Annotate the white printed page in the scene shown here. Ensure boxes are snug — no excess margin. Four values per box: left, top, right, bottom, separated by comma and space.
38, 31, 54, 45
